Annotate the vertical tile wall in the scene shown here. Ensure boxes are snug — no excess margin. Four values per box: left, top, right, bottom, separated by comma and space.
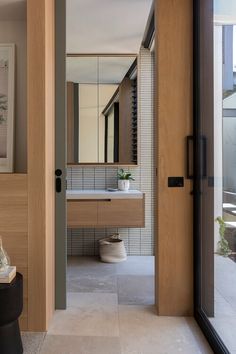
67, 47, 155, 256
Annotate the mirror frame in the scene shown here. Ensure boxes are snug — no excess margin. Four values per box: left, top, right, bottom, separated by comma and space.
66, 53, 138, 167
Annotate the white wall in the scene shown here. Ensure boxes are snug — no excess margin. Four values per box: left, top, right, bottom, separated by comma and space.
0, 20, 27, 172
222, 91, 236, 192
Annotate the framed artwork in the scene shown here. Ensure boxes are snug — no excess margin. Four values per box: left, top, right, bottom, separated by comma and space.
0, 44, 15, 173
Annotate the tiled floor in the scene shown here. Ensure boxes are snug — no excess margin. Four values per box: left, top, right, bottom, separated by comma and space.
22, 256, 212, 354
67, 256, 155, 305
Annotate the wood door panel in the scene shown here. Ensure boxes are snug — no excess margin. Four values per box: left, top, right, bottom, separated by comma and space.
67, 201, 98, 227
155, 0, 193, 316
98, 199, 145, 227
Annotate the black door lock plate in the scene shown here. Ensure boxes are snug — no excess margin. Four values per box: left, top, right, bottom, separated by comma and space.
168, 177, 184, 188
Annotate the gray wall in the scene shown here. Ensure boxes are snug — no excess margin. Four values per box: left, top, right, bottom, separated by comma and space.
223, 116, 236, 192
0, 20, 27, 172
67, 47, 155, 256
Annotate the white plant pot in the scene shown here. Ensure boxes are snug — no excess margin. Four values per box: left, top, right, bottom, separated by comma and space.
118, 179, 130, 191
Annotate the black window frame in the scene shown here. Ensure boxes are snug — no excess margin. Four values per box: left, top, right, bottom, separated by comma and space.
194, 1, 232, 353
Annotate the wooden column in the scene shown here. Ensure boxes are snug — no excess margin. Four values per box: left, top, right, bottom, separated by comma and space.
155, 0, 193, 315
27, 0, 55, 330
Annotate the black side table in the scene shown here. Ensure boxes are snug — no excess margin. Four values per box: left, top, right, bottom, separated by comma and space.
0, 272, 23, 354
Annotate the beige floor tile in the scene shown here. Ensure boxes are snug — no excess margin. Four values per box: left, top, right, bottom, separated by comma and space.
118, 305, 212, 354
21, 332, 46, 354
40, 335, 121, 354
48, 293, 119, 337
67, 291, 118, 307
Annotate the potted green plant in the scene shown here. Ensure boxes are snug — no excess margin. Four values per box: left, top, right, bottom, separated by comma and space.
117, 169, 135, 191
215, 216, 232, 257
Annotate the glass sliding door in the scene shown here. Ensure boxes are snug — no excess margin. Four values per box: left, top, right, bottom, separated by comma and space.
195, 1, 236, 353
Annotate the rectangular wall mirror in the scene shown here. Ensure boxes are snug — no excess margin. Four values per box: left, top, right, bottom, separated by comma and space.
66, 55, 138, 165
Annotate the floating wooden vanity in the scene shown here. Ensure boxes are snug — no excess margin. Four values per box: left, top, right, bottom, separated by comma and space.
67, 190, 145, 228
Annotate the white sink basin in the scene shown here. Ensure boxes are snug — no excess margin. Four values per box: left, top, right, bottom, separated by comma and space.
66, 189, 143, 200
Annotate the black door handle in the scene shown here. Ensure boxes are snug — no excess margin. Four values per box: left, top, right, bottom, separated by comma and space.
56, 177, 61, 193
186, 136, 194, 179
186, 135, 207, 180
55, 169, 62, 193
201, 136, 207, 179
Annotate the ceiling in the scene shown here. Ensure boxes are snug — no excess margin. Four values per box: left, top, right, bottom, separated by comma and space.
0, 0, 26, 21
66, 0, 153, 54
66, 56, 136, 84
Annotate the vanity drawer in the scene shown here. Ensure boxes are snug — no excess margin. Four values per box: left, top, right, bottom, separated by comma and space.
97, 199, 145, 227
67, 201, 98, 227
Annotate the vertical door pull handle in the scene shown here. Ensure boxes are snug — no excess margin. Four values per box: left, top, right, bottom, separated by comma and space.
201, 136, 207, 179
55, 169, 62, 193
187, 136, 194, 179
56, 177, 61, 193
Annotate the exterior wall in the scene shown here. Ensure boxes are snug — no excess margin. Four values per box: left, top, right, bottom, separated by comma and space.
214, 25, 223, 251
67, 46, 155, 256
223, 26, 233, 91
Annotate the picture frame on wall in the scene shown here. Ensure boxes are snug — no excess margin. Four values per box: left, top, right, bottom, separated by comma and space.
0, 44, 15, 173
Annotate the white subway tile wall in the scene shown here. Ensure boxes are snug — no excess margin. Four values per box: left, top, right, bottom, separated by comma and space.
67, 47, 155, 256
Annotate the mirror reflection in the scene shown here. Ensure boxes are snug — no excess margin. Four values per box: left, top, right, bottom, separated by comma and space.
66, 56, 137, 164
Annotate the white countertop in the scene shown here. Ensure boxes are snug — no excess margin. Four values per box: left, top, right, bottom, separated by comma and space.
66, 189, 143, 200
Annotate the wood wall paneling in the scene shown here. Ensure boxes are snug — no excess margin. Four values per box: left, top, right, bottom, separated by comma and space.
0, 174, 28, 329
155, 0, 193, 316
